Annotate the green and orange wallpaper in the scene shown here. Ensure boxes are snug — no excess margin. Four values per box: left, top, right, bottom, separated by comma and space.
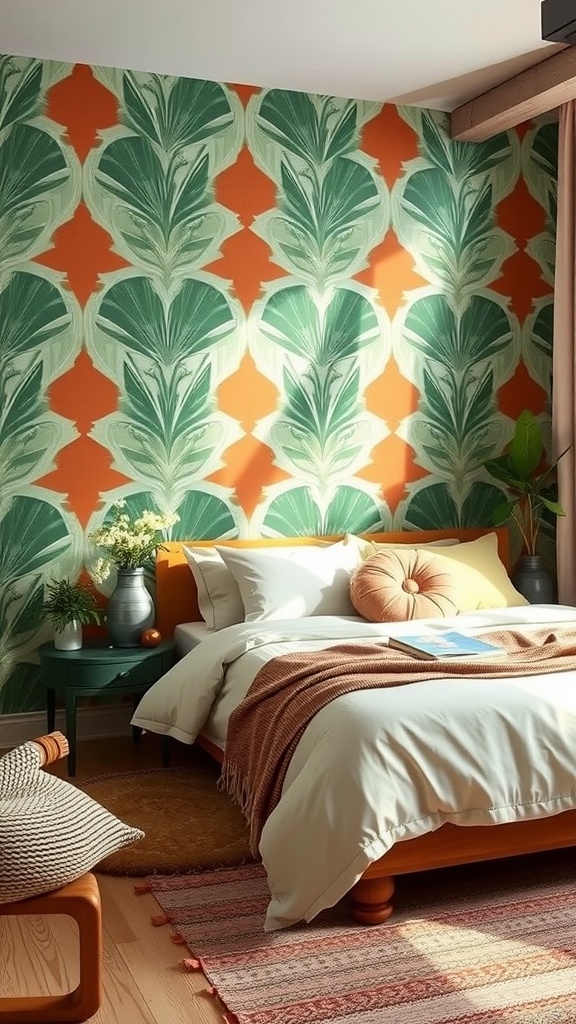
0, 54, 557, 715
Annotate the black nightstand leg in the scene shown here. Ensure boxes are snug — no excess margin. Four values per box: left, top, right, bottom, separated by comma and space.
132, 694, 142, 743
46, 688, 56, 733
161, 736, 171, 767
65, 690, 77, 777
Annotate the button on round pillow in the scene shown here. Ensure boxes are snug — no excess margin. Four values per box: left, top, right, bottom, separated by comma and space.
349, 549, 459, 622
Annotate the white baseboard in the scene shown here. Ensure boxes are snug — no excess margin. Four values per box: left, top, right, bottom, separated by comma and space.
0, 705, 134, 749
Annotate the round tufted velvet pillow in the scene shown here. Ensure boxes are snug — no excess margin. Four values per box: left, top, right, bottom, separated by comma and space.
349, 549, 459, 622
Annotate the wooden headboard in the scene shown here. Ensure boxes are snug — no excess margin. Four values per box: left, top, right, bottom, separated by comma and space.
155, 528, 510, 639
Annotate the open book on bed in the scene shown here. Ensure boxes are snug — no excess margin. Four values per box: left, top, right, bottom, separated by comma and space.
388, 630, 507, 660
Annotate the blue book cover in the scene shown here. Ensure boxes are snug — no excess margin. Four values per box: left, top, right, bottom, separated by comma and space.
388, 630, 505, 660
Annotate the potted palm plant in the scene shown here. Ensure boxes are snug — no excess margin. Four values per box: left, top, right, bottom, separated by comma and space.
43, 578, 103, 650
482, 409, 569, 602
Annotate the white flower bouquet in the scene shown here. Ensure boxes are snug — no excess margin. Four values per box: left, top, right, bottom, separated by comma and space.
90, 500, 179, 582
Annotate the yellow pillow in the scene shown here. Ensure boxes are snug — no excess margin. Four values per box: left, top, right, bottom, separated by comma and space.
417, 532, 527, 611
344, 533, 460, 560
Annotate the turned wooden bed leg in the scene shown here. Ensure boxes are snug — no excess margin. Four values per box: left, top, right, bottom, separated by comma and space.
349, 873, 395, 925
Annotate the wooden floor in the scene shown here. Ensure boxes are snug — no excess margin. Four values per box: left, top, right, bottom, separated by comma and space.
0, 735, 224, 1024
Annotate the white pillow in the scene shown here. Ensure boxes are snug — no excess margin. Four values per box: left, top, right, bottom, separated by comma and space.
216, 541, 362, 621
182, 546, 244, 631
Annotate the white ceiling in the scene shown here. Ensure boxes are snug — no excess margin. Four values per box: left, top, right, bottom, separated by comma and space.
2, 0, 565, 111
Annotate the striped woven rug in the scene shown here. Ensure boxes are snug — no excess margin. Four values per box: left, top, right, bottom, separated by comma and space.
144, 850, 576, 1024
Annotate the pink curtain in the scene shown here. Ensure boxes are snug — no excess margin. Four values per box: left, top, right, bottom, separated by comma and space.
553, 101, 576, 605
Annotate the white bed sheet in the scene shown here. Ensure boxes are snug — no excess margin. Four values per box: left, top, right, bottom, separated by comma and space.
132, 605, 576, 931
173, 621, 210, 657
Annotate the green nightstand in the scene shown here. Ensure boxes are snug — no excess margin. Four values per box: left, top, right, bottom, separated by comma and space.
38, 640, 175, 776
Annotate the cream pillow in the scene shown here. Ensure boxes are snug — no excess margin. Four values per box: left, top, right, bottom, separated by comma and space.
344, 533, 460, 560
216, 541, 362, 621
0, 738, 143, 903
419, 532, 528, 611
182, 545, 244, 631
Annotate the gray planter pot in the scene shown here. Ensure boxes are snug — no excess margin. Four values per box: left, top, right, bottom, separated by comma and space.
512, 554, 555, 604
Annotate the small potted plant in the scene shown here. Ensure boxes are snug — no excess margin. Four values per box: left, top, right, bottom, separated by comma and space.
482, 409, 569, 601
43, 578, 103, 650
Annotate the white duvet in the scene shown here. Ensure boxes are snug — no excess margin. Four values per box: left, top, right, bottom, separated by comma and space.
132, 604, 576, 930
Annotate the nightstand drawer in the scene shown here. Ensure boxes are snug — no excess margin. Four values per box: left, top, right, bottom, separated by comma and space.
64, 656, 164, 691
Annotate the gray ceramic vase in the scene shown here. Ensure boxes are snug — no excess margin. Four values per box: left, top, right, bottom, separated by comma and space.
512, 554, 555, 604
107, 568, 155, 647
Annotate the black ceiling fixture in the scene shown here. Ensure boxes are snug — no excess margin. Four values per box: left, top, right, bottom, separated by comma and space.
541, 0, 576, 44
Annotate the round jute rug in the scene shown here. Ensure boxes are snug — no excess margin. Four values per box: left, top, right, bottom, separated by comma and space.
78, 754, 254, 876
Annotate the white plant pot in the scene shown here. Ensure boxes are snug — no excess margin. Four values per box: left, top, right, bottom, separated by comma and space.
54, 621, 83, 651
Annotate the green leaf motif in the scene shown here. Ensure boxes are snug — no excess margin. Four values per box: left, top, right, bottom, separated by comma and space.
95, 277, 236, 365
523, 300, 553, 393
4, 577, 45, 638
122, 73, 234, 152
0, 661, 44, 714
0, 576, 45, 699
0, 361, 61, 491
403, 294, 512, 371
526, 235, 555, 290
1, 272, 71, 359
87, 73, 240, 277
174, 490, 240, 540
272, 363, 369, 481
121, 359, 211, 441
531, 301, 553, 362
322, 486, 388, 535
261, 485, 386, 537
259, 285, 379, 362
257, 91, 360, 165
400, 166, 503, 289
259, 159, 381, 283
414, 363, 498, 475
0, 123, 71, 263
0, 56, 43, 131
105, 360, 222, 492
249, 89, 388, 284
262, 486, 324, 536
523, 123, 558, 287
0, 582, 45, 707
0, 496, 71, 589
95, 137, 233, 279
460, 482, 511, 528
528, 122, 558, 224
269, 155, 380, 281
420, 110, 512, 181
98, 136, 208, 230
401, 481, 505, 530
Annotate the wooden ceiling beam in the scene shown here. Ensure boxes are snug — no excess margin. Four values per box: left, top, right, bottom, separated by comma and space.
451, 45, 576, 141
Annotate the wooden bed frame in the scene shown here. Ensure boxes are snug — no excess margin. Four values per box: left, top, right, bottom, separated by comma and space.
156, 529, 576, 925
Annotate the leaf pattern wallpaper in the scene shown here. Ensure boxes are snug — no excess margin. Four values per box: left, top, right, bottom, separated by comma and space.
0, 55, 557, 715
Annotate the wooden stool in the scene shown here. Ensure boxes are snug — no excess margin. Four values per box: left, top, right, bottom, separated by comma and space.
0, 872, 102, 1023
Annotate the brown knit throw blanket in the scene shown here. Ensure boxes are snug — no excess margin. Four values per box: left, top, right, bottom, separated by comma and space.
221, 626, 576, 853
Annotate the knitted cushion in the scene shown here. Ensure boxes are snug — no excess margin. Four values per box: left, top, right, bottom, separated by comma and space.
0, 735, 144, 903
349, 549, 459, 622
